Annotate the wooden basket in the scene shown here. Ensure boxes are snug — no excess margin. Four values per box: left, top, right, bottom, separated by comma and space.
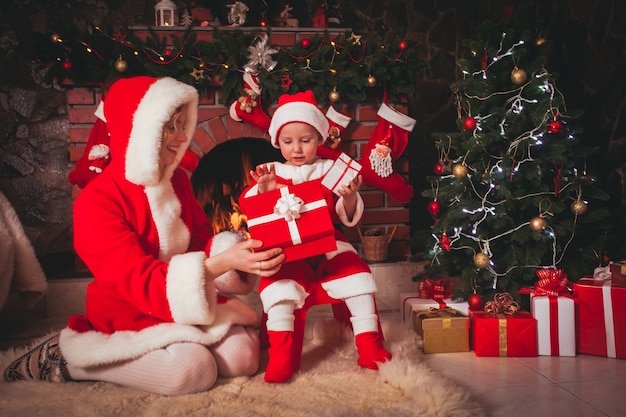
358, 225, 397, 262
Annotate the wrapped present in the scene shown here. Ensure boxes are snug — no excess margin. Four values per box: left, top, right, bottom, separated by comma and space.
400, 291, 469, 329
241, 182, 336, 263
413, 307, 470, 353
574, 277, 626, 359
472, 293, 538, 357
519, 268, 576, 356
609, 261, 626, 287
321, 152, 362, 196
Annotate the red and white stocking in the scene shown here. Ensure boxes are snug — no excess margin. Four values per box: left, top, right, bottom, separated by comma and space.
68, 107, 111, 189
358, 103, 416, 203
229, 72, 271, 133
316, 105, 351, 161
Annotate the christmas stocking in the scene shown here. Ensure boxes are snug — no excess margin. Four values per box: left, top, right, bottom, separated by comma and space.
229, 72, 271, 133
358, 103, 416, 203
68, 115, 110, 189
316, 105, 351, 161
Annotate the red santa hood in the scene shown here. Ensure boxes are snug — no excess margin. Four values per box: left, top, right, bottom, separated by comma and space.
102, 76, 199, 186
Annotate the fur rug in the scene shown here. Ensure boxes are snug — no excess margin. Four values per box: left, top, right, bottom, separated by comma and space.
0, 319, 485, 417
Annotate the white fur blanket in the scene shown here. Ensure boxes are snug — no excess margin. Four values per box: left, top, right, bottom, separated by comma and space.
0, 192, 47, 311
0, 319, 486, 417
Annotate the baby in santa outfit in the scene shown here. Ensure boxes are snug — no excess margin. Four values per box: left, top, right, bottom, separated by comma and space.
4, 76, 285, 396
239, 90, 391, 383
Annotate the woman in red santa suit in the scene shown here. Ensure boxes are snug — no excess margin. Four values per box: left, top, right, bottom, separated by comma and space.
239, 90, 391, 383
3, 76, 285, 396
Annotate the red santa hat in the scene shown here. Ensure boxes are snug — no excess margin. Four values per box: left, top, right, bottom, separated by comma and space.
268, 90, 329, 148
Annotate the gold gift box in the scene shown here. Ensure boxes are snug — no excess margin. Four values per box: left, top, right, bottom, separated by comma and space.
413, 307, 470, 354
609, 262, 626, 287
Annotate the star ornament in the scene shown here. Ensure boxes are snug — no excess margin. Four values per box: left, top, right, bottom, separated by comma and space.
190, 67, 204, 81
246, 33, 278, 72
280, 74, 293, 90
347, 32, 362, 45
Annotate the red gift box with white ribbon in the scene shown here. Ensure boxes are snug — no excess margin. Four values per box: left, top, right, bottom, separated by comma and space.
240, 181, 337, 263
321, 152, 362, 196
574, 277, 626, 359
519, 268, 576, 357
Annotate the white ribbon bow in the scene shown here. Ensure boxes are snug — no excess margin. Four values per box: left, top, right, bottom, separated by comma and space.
273, 193, 303, 222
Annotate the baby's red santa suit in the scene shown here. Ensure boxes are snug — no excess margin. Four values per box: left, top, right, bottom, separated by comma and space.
358, 103, 416, 204
59, 76, 258, 369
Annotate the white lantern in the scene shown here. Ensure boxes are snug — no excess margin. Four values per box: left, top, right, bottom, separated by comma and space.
154, 0, 178, 27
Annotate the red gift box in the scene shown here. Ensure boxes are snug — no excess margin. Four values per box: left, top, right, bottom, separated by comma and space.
471, 311, 538, 357
574, 277, 626, 359
240, 182, 337, 263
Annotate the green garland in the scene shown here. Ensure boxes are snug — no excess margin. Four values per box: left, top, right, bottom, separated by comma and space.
36, 26, 430, 106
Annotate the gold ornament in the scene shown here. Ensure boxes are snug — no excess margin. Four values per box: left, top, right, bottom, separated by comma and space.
328, 88, 340, 103
536, 37, 547, 46
570, 199, 588, 215
511, 67, 527, 85
452, 163, 468, 179
474, 253, 490, 269
114, 56, 128, 73
366, 74, 377, 87
529, 216, 547, 231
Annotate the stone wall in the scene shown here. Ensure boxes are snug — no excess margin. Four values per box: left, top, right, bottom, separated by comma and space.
0, 0, 624, 277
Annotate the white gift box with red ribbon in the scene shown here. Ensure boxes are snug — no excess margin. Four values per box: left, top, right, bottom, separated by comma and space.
400, 292, 469, 329
321, 152, 362, 196
531, 296, 576, 356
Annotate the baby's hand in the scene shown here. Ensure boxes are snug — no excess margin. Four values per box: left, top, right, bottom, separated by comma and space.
250, 164, 277, 194
337, 175, 362, 200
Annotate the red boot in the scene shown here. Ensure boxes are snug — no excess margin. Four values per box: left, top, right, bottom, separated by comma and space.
265, 330, 296, 383
355, 332, 392, 370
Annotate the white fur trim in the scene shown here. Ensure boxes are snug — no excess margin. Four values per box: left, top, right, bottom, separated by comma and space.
126, 77, 199, 186
268, 101, 329, 148
259, 279, 309, 313
324, 240, 358, 260
272, 159, 334, 184
209, 231, 243, 256
243, 72, 261, 95
88, 144, 109, 159
94, 100, 106, 122
335, 193, 364, 227
144, 180, 190, 262
320, 272, 377, 299
326, 106, 351, 128
166, 251, 216, 325
229, 100, 243, 122
377, 103, 416, 132
59, 297, 258, 368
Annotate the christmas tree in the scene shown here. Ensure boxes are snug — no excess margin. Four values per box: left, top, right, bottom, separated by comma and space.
415, 11, 612, 302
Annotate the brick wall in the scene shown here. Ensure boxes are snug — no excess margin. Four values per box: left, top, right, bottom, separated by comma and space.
66, 28, 412, 260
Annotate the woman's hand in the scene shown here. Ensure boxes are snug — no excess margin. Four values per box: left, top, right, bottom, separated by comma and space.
206, 238, 285, 278
250, 164, 278, 194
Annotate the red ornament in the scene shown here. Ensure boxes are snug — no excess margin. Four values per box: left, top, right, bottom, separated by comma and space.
547, 120, 562, 134
301, 38, 311, 49
260, 18, 267, 27
62, 60, 72, 71
434, 163, 443, 175
164, 48, 172, 57
468, 293, 484, 311
462, 116, 477, 131
427, 200, 441, 216
398, 40, 407, 51
440, 232, 451, 251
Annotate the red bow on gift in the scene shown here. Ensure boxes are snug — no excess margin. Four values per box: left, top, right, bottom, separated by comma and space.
484, 293, 521, 315
519, 268, 571, 298
418, 277, 452, 301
